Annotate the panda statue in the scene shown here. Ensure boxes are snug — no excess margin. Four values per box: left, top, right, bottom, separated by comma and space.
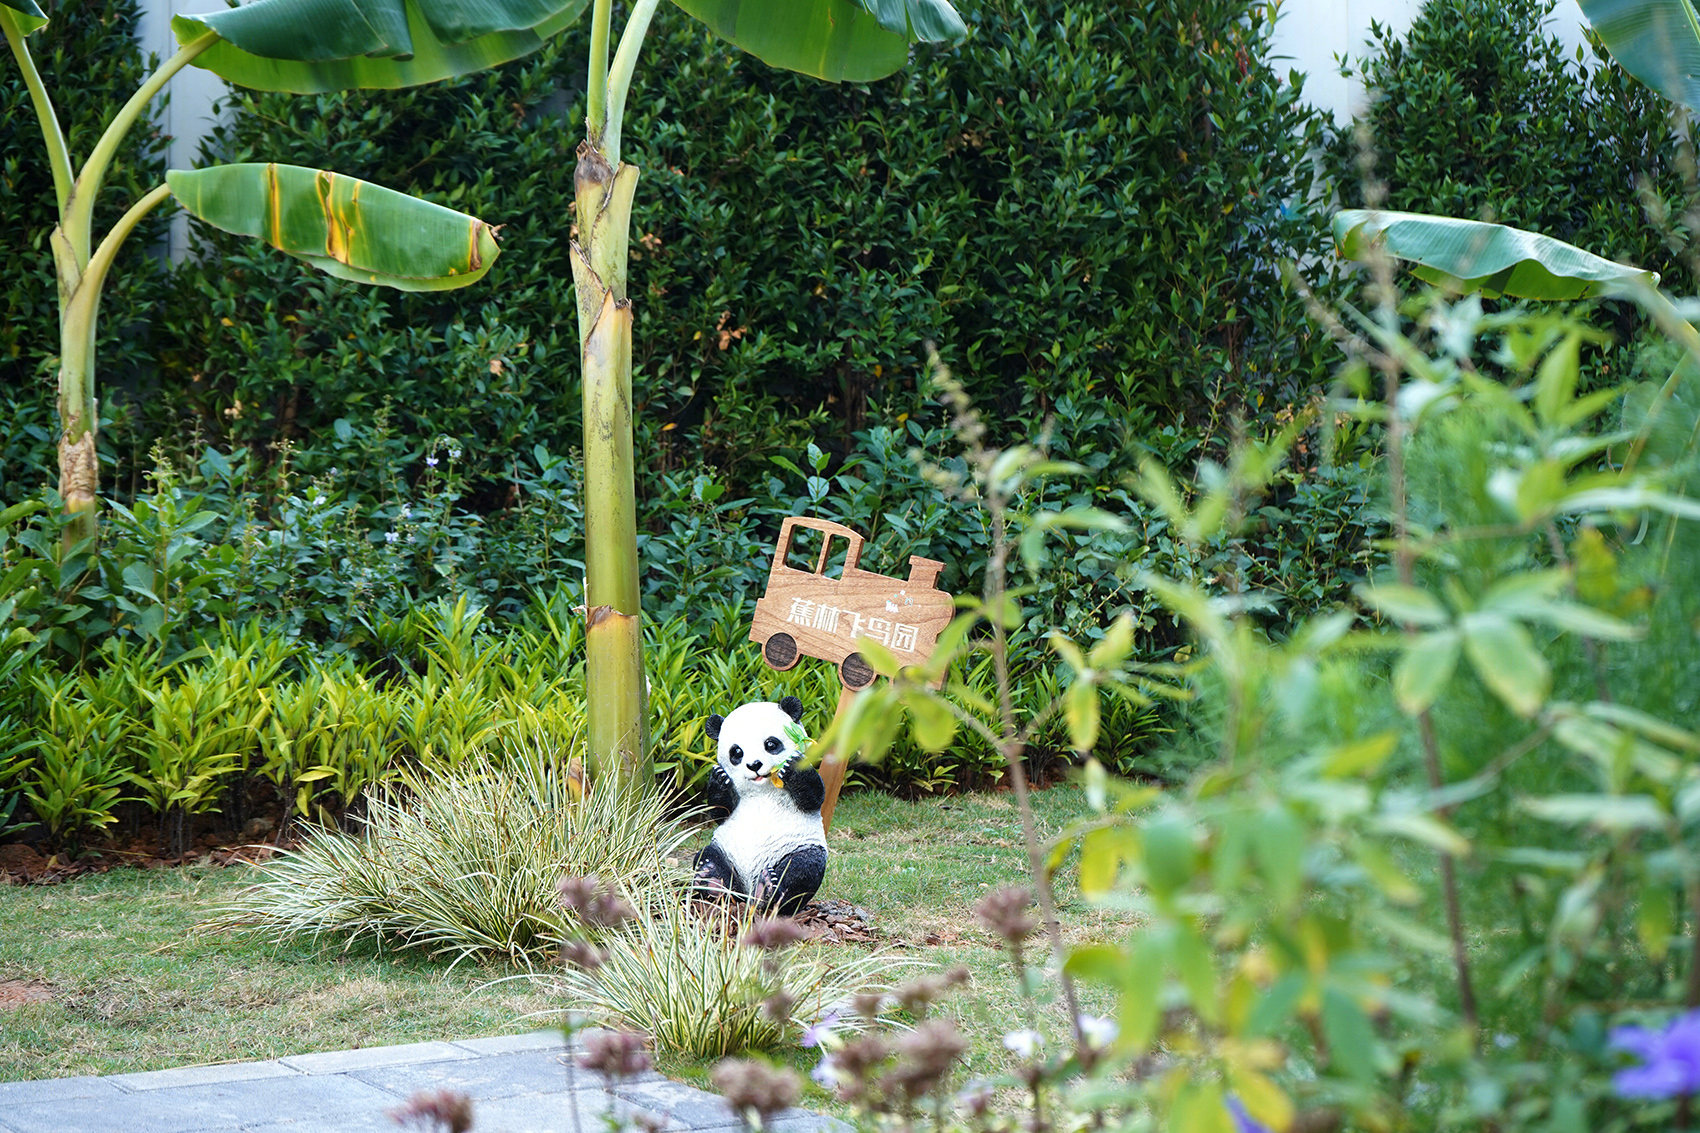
693, 695, 827, 916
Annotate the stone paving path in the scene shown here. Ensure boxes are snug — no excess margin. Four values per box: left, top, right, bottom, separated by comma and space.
0, 1032, 848, 1133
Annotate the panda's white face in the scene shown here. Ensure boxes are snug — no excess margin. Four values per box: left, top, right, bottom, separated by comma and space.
716, 701, 805, 795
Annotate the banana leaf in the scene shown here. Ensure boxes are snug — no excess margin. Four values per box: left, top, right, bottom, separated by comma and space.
1332, 210, 1657, 301
0, 0, 47, 35
168, 163, 500, 291
669, 0, 966, 82
1577, 0, 1700, 113
172, 0, 589, 93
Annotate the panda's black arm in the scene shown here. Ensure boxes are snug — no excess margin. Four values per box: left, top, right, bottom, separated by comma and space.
781, 765, 826, 815
705, 765, 739, 820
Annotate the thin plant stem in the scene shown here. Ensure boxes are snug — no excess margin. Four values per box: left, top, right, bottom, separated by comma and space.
981, 431, 1085, 1058
602, 0, 662, 166
1, 5, 73, 213
584, 0, 611, 143
1375, 253, 1481, 1037
63, 30, 217, 264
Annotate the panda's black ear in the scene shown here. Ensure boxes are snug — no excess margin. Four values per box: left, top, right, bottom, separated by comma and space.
706, 714, 724, 740
779, 696, 803, 723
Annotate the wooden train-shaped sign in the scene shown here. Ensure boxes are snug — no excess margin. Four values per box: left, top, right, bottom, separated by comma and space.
750, 516, 955, 689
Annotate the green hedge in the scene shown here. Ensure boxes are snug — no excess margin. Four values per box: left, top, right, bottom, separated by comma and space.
148, 0, 1334, 471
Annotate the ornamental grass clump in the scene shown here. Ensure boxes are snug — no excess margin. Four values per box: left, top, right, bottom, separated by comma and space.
547, 894, 914, 1060
207, 739, 690, 967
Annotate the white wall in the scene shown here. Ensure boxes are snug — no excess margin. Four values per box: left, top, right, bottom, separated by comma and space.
133, 2, 229, 258
1269, 0, 1594, 123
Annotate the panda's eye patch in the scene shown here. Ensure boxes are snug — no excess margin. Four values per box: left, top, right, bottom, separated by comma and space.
764, 736, 783, 755
728, 745, 743, 765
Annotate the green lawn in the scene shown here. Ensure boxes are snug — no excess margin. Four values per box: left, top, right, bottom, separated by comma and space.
0, 784, 1130, 1099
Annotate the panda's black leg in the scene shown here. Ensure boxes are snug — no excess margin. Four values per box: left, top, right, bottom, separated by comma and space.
693, 842, 737, 897
754, 845, 827, 917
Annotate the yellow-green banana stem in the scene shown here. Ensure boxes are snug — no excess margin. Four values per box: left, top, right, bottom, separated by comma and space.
572, 143, 648, 788
57, 182, 175, 550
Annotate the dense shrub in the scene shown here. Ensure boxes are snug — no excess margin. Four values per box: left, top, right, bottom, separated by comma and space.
157, 0, 1333, 460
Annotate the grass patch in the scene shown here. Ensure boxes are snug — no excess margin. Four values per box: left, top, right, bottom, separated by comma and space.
0, 865, 556, 1081
0, 782, 1129, 1099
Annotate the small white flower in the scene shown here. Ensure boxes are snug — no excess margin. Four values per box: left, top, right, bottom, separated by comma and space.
1002, 1029, 1043, 1059
810, 1053, 844, 1089
449, 448, 461, 460
1077, 1015, 1118, 1050
313, 495, 327, 506
385, 531, 399, 544
400, 504, 411, 519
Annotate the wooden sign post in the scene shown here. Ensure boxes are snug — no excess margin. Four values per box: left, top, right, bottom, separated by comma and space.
748, 516, 954, 830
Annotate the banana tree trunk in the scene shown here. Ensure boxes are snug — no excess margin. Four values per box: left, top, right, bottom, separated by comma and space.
54, 233, 100, 550
570, 142, 649, 788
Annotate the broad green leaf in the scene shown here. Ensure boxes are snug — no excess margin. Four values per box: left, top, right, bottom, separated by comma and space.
1322, 732, 1399, 778
1048, 632, 1087, 673
1087, 611, 1136, 668
1477, 569, 1569, 614
1321, 986, 1379, 1081
1533, 331, 1582, 427
1522, 793, 1668, 831
1226, 1066, 1294, 1133
1119, 930, 1166, 1053
1559, 485, 1700, 520
1638, 878, 1675, 961
1333, 210, 1657, 300
1063, 678, 1100, 752
1142, 815, 1195, 898
1173, 923, 1218, 1023
1392, 628, 1460, 715
1578, 0, 1700, 113
670, 0, 964, 84
1169, 1079, 1234, 1133
175, 0, 588, 93
1358, 581, 1450, 626
1373, 811, 1471, 857
168, 164, 500, 291
1461, 614, 1549, 718
1063, 942, 1124, 984
0, 0, 47, 35
1078, 825, 1136, 897
854, 634, 901, 678
1253, 808, 1304, 909
903, 691, 955, 752
1583, 701, 1700, 753
1354, 840, 1421, 904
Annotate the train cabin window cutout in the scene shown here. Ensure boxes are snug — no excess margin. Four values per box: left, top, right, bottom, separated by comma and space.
750, 516, 955, 690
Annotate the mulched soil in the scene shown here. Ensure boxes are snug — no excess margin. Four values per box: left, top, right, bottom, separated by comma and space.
0, 830, 291, 886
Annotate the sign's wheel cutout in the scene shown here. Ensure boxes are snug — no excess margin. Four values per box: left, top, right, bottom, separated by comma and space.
764, 632, 800, 670
839, 652, 876, 690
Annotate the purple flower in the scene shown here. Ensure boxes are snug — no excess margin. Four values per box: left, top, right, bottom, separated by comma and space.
1610, 1010, 1700, 1099
799, 1012, 841, 1049
1225, 1094, 1272, 1133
